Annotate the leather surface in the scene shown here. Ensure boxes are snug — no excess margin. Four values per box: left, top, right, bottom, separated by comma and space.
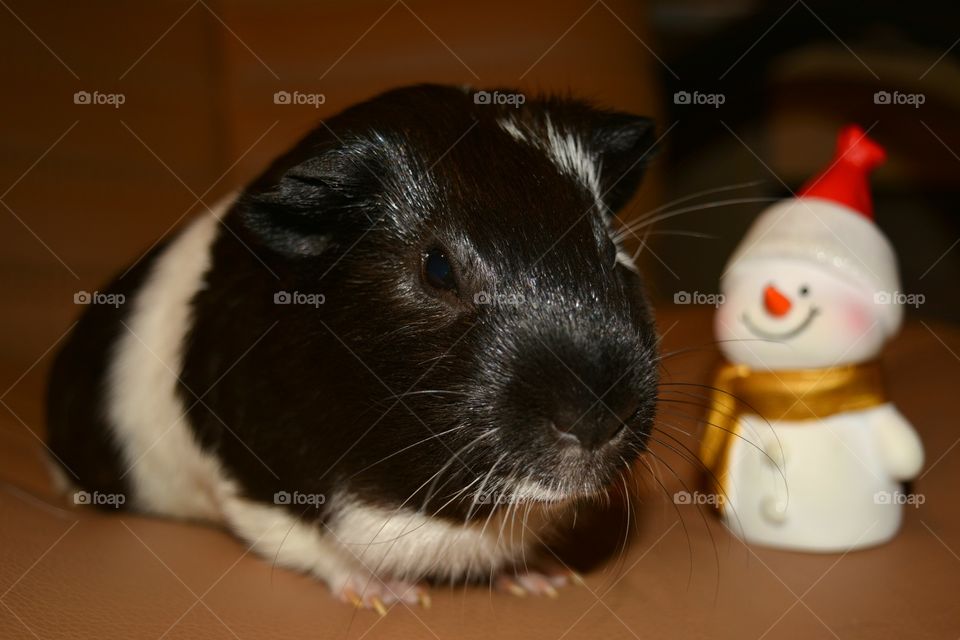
2, 308, 959, 639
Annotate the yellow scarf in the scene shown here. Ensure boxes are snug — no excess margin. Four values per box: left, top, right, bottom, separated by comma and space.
699, 361, 888, 490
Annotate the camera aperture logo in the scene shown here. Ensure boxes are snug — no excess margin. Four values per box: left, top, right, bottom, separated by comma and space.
274, 490, 326, 508
473, 90, 526, 108
673, 90, 725, 108
74, 290, 125, 308
273, 90, 326, 108
274, 290, 326, 308
73, 90, 125, 108
74, 490, 125, 508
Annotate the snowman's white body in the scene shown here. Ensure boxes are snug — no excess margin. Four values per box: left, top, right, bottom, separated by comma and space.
714, 198, 924, 551
722, 404, 921, 551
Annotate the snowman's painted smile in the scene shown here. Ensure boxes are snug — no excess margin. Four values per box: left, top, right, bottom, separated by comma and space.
742, 307, 820, 341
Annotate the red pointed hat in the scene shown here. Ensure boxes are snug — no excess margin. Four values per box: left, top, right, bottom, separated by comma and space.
723, 124, 903, 336
797, 124, 886, 219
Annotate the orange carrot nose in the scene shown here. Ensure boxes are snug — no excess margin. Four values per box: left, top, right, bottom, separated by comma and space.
764, 285, 792, 317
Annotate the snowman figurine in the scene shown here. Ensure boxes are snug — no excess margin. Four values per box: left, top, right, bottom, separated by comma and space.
700, 125, 924, 552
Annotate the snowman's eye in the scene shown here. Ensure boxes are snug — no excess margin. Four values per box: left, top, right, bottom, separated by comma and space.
799, 285, 810, 296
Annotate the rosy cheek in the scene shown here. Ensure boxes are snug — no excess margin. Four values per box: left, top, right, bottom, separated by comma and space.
842, 303, 872, 336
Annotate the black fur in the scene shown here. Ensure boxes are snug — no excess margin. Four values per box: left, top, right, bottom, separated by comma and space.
49, 84, 660, 526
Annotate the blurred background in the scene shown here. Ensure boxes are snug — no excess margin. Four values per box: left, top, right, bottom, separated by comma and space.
1, 0, 959, 410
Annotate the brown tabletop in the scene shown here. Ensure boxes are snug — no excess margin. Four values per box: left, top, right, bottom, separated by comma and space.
2, 307, 958, 640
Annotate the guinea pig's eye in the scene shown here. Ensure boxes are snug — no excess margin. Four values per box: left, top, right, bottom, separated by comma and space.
799, 285, 810, 297
421, 248, 457, 292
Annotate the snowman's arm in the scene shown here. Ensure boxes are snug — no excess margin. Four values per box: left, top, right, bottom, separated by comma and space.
871, 404, 924, 481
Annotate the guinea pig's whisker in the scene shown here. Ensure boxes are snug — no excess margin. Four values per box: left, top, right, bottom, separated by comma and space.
379, 389, 468, 402
646, 426, 749, 545
612, 461, 633, 574
655, 405, 783, 472
659, 409, 787, 489
431, 474, 485, 517
495, 464, 524, 549
417, 352, 455, 366
642, 446, 715, 591
348, 438, 496, 597
344, 423, 468, 481
464, 451, 509, 524
655, 338, 792, 370
419, 430, 496, 513
612, 197, 781, 243
641, 229, 718, 240
341, 429, 492, 551
656, 338, 763, 364
655, 396, 716, 415
655, 380, 786, 465
619, 179, 766, 227
612, 178, 766, 235
462, 452, 510, 581
627, 225, 655, 263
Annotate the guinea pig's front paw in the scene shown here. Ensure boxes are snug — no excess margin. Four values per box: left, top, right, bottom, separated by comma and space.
335, 574, 430, 615
494, 567, 584, 598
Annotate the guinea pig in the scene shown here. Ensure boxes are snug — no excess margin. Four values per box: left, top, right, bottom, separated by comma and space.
46, 84, 660, 612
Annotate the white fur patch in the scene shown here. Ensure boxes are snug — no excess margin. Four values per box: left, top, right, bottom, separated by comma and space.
221, 496, 359, 587
329, 498, 550, 583
496, 114, 603, 212
107, 201, 231, 521
497, 117, 527, 143
616, 248, 639, 272
498, 113, 637, 271
213, 494, 555, 592
543, 115, 604, 214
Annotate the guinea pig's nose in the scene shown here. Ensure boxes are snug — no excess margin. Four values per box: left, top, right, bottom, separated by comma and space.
550, 407, 630, 451
763, 284, 792, 317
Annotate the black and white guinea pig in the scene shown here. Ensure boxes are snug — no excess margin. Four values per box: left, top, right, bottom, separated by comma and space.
46, 84, 660, 610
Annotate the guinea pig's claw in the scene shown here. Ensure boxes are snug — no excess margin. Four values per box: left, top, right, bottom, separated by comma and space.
496, 570, 572, 598
336, 578, 430, 613
342, 587, 363, 608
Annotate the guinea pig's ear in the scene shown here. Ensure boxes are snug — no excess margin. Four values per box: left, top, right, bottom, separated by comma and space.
589, 113, 657, 215
237, 138, 384, 257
